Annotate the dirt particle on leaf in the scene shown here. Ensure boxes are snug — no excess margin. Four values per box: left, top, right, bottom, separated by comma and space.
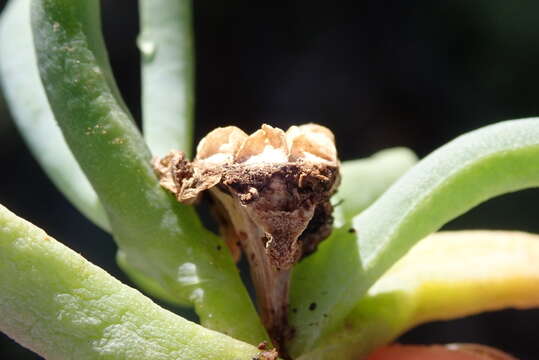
333, 198, 344, 207
348, 227, 356, 233
309, 302, 317, 311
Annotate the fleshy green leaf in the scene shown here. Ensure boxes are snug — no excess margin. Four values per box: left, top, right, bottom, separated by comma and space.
0, 0, 109, 232
139, 0, 194, 158
0, 0, 170, 306
289, 118, 539, 355
116, 249, 189, 307
0, 203, 262, 360
334, 148, 417, 224
31, 0, 267, 344
301, 231, 539, 360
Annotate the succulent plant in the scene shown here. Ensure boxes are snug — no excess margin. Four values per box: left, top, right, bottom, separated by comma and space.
1, 0, 539, 359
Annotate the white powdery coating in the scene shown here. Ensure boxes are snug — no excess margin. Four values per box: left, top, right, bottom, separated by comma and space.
177, 262, 201, 286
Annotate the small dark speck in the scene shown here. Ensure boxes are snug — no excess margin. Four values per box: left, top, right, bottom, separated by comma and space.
348, 228, 356, 233
216, 245, 222, 251
289, 327, 296, 337
309, 302, 317, 311
323, 313, 328, 318
292, 308, 298, 313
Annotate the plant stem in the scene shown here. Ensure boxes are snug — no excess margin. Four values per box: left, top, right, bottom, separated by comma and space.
211, 188, 292, 349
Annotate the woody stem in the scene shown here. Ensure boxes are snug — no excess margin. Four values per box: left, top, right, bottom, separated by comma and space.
210, 188, 292, 351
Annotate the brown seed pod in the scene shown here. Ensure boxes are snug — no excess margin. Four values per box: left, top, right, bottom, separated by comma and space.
153, 123, 341, 351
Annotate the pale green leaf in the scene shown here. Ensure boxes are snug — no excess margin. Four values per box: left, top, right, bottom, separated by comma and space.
139, 0, 194, 158
302, 231, 539, 359
289, 118, 539, 355
0, 203, 261, 360
334, 148, 417, 224
31, 0, 267, 344
0, 0, 109, 231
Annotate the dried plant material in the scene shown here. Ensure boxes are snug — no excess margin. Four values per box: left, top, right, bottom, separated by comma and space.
236, 124, 288, 164
196, 126, 248, 164
154, 123, 340, 351
155, 123, 340, 266
286, 124, 337, 162
152, 151, 221, 205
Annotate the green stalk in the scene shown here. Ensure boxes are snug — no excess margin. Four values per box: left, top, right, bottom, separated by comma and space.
31, 0, 267, 344
0, 203, 261, 360
289, 118, 539, 355
139, 0, 194, 157
0, 0, 109, 231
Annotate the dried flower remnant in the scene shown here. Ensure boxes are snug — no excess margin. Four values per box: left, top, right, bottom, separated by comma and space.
153, 124, 340, 349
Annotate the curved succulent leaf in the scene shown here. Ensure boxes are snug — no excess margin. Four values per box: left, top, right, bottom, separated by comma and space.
31, 0, 267, 344
299, 231, 539, 360
116, 249, 189, 307
0, 0, 109, 231
334, 148, 417, 224
139, 0, 194, 158
289, 118, 539, 355
0, 203, 262, 360
0, 0, 195, 307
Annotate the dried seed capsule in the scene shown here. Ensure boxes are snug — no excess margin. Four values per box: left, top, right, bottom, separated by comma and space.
153, 123, 340, 350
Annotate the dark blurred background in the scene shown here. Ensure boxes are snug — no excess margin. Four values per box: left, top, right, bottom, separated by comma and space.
1, 0, 539, 358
